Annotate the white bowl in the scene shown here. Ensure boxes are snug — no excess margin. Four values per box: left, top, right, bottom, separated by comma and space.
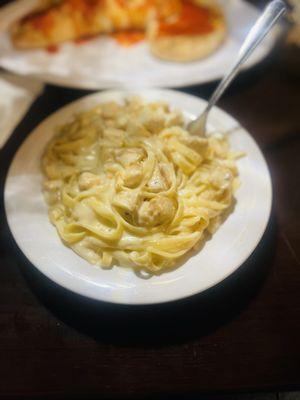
4, 89, 272, 305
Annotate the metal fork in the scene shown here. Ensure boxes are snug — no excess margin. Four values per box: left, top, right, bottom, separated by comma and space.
188, 0, 286, 136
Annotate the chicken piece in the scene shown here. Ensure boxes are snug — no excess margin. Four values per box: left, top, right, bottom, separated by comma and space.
147, 163, 169, 192
112, 189, 139, 212
116, 148, 145, 166
158, 162, 172, 187
78, 172, 102, 191
137, 196, 175, 227
210, 167, 233, 190
137, 108, 165, 134
123, 164, 143, 188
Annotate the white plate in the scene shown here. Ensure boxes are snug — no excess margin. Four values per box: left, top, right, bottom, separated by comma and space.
0, 0, 280, 89
4, 89, 272, 305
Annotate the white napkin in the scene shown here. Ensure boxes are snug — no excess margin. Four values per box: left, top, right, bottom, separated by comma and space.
0, 73, 44, 149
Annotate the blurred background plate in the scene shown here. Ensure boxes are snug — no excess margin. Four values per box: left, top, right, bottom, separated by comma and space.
0, 0, 281, 89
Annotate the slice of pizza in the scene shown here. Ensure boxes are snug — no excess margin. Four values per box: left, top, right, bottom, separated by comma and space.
10, 0, 226, 62
11, 0, 180, 49
148, 0, 226, 62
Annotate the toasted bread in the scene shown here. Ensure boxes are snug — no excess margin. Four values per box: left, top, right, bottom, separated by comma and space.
148, 0, 226, 62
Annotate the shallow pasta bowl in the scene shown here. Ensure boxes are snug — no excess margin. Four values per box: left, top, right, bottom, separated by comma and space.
4, 89, 272, 305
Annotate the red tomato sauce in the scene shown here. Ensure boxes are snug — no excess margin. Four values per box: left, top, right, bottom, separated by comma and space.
158, 1, 214, 37
46, 44, 59, 53
112, 31, 145, 46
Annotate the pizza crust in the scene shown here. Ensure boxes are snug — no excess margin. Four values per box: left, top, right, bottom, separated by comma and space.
148, 20, 226, 62
148, 1, 226, 62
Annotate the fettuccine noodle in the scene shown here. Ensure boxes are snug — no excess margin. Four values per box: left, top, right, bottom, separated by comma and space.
42, 98, 242, 273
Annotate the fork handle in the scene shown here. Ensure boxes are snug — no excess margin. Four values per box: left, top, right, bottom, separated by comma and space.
189, 0, 286, 135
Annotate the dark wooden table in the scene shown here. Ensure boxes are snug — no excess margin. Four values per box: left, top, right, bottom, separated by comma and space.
0, 1, 300, 399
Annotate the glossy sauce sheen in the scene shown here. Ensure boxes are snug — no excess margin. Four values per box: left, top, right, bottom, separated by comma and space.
46, 44, 59, 53
158, 1, 214, 37
112, 31, 145, 46
25, 0, 105, 34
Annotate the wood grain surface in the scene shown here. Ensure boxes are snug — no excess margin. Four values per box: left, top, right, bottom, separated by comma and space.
0, 0, 299, 398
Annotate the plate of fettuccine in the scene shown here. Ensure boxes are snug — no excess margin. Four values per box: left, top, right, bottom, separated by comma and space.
4, 90, 272, 304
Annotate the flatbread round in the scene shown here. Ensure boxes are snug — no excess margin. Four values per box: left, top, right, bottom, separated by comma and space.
148, 0, 226, 62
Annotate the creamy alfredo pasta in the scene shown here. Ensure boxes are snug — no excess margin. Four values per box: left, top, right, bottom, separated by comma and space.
42, 98, 241, 273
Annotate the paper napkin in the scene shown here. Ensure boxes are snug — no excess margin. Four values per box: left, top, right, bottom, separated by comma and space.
0, 73, 44, 149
